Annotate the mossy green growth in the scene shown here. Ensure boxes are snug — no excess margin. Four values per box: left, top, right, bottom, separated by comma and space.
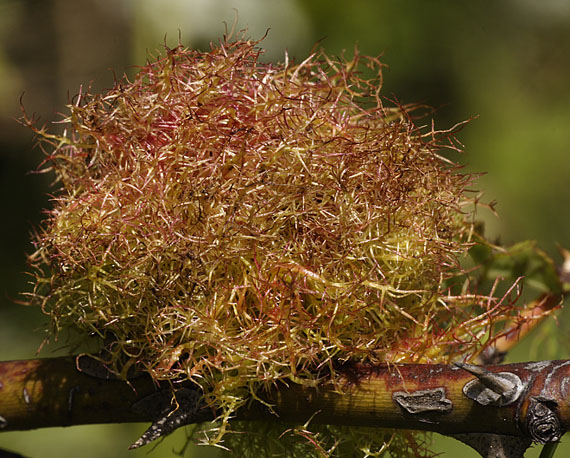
25, 37, 531, 456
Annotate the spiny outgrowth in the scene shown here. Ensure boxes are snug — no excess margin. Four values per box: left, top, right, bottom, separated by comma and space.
25, 37, 534, 456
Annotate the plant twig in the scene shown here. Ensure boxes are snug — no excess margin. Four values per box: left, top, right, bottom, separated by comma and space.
1, 356, 569, 446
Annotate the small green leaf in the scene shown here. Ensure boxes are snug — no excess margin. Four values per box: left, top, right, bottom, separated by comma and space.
470, 240, 563, 295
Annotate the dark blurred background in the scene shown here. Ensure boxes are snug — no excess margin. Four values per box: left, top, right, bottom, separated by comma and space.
1, 1, 569, 456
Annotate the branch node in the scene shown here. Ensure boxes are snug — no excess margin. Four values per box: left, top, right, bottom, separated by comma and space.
526, 397, 562, 444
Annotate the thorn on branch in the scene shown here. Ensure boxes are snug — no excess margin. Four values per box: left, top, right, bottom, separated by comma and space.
129, 387, 206, 449
454, 362, 525, 407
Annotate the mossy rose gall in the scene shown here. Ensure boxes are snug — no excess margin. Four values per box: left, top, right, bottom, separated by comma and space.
24, 37, 527, 455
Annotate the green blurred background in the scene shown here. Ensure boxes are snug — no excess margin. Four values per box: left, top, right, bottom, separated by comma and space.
1, 0, 569, 456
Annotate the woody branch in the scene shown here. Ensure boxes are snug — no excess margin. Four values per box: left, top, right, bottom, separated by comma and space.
0, 356, 567, 445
